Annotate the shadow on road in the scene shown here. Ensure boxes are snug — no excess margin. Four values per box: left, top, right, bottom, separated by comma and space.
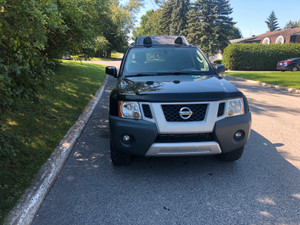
247, 97, 300, 116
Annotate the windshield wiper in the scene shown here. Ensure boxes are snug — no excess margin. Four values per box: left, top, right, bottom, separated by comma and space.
124, 72, 215, 77
156, 72, 210, 75
125, 73, 158, 77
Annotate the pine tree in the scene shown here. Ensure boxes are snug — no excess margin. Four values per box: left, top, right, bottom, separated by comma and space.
186, 0, 235, 56
169, 0, 190, 36
228, 26, 243, 40
265, 11, 279, 32
159, 0, 175, 35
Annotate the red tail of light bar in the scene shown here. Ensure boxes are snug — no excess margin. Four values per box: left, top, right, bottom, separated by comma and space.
284, 62, 292, 65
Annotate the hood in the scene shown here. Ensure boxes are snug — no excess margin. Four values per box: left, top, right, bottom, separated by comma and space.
117, 75, 243, 102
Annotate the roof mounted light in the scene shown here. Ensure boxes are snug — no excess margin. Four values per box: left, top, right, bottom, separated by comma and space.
174, 37, 183, 45
143, 36, 152, 46
135, 36, 189, 46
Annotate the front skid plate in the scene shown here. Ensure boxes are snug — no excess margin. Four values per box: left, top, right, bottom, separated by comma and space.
145, 141, 222, 156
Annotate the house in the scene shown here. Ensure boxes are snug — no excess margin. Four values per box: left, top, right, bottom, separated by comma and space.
230, 27, 300, 44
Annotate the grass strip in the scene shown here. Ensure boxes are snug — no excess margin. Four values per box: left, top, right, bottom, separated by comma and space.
225, 71, 300, 89
0, 61, 106, 223
88, 52, 122, 61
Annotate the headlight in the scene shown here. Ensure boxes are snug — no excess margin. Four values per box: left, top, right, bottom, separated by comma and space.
119, 101, 142, 119
226, 98, 244, 117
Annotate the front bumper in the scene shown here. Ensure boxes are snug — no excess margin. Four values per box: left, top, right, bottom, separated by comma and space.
109, 112, 251, 156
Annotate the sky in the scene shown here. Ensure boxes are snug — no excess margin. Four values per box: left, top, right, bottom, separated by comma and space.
123, 0, 300, 38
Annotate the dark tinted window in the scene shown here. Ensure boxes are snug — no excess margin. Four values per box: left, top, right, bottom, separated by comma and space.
123, 47, 214, 75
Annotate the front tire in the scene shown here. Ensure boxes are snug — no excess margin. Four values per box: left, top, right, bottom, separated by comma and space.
291, 67, 298, 72
110, 141, 132, 165
217, 147, 244, 162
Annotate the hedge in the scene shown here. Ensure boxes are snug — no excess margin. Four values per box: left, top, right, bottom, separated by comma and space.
222, 43, 300, 71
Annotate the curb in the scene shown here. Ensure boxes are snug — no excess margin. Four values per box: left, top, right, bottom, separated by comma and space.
223, 75, 300, 94
4, 75, 109, 225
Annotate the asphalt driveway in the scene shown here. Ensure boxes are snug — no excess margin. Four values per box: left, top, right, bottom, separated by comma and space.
32, 61, 300, 225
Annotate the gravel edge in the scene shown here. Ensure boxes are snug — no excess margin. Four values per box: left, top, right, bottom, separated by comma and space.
4, 75, 109, 225
223, 75, 300, 94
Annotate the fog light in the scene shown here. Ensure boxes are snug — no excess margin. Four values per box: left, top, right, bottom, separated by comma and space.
123, 135, 130, 142
235, 132, 242, 137
133, 111, 141, 119
233, 130, 245, 141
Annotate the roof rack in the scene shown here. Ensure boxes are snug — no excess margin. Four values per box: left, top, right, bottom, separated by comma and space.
134, 35, 190, 47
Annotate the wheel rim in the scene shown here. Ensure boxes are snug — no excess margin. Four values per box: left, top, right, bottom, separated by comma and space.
292, 67, 297, 72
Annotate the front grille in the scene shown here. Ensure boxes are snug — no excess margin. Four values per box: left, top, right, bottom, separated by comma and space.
161, 104, 208, 122
217, 102, 225, 117
142, 104, 152, 118
155, 133, 214, 143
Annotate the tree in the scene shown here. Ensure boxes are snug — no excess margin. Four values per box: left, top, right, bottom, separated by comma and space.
159, 0, 175, 35
0, 0, 64, 157
94, 36, 110, 58
104, 0, 144, 54
133, 9, 163, 38
170, 0, 189, 36
0, 0, 62, 115
284, 20, 300, 29
0, 0, 144, 156
265, 11, 279, 32
45, 0, 110, 58
228, 26, 243, 40
186, 0, 235, 56
135, 0, 189, 37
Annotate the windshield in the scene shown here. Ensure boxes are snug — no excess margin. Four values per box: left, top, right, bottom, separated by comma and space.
123, 47, 215, 76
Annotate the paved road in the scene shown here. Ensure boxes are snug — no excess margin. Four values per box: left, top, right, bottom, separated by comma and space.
33, 59, 300, 225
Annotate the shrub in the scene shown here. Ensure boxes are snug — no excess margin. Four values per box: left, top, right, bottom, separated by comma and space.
223, 43, 300, 71
213, 60, 222, 65
0, 0, 59, 118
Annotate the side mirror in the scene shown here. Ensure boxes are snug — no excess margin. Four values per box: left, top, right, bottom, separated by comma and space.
215, 64, 225, 74
106, 66, 118, 78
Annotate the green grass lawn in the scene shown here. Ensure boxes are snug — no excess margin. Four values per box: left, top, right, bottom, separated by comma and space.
87, 52, 122, 61
0, 61, 106, 223
225, 71, 300, 89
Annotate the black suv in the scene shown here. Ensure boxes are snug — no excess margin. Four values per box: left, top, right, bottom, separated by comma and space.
106, 36, 251, 165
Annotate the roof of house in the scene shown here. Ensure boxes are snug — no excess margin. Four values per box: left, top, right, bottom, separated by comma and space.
255, 27, 300, 39
230, 37, 259, 44
230, 27, 300, 44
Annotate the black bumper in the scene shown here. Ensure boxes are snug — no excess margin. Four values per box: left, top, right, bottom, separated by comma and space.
213, 112, 251, 154
109, 112, 251, 156
109, 116, 158, 156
